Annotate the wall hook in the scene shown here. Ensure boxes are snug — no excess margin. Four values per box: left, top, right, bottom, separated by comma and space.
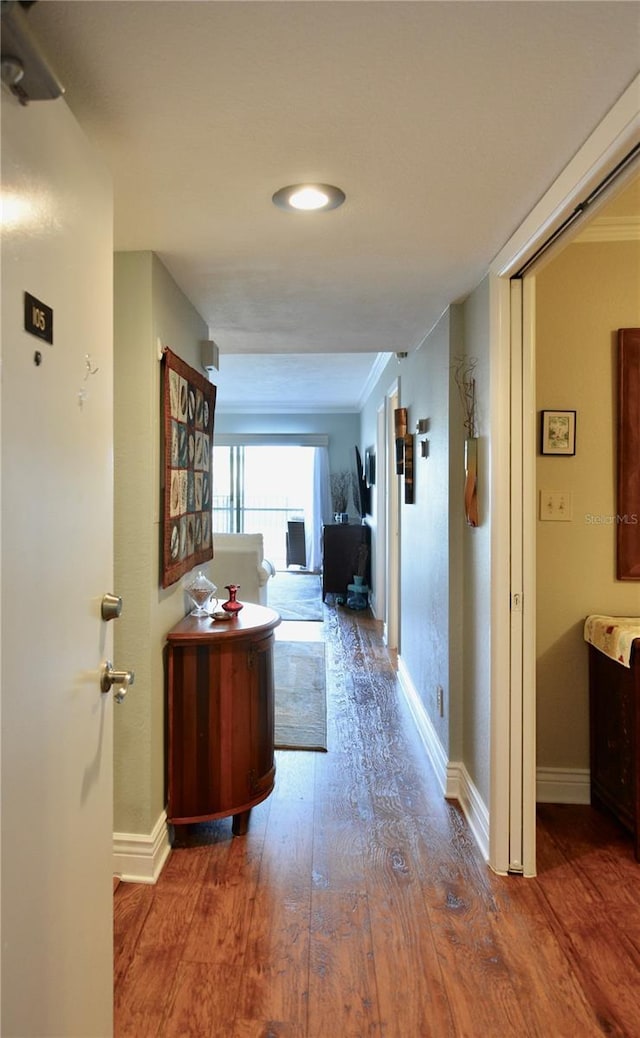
78, 354, 99, 408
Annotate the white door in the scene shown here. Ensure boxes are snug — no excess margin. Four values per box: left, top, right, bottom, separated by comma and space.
1, 89, 114, 1037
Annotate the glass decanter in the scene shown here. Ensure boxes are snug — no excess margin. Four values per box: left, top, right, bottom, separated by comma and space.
184, 570, 217, 616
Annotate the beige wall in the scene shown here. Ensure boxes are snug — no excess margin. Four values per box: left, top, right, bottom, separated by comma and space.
460, 278, 493, 801
536, 238, 640, 770
398, 307, 462, 758
359, 295, 497, 804
114, 251, 209, 834
110, 232, 638, 839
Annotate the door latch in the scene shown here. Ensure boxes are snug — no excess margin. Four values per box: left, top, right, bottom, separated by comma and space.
100, 660, 135, 703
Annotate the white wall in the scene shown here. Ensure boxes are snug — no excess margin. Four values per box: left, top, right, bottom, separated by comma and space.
113, 274, 359, 843
114, 251, 209, 837
360, 281, 494, 809
360, 307, 467, 764
460, 278, 493, 804
536, 236, 640, 770
400, 311, 459, 756
215, 410, 360, 491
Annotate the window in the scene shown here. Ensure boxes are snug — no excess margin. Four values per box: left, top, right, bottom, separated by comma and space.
212, 436, 330, 570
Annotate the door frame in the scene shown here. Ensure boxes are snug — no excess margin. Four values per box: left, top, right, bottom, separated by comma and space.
384, 379, 400, 651
374, 399, 387, 623
488, 74, 640, 876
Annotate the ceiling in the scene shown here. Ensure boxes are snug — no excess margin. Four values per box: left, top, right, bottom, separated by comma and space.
27, 1, 640, 411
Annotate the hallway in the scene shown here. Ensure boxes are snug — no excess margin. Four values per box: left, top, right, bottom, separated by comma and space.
114, 606, 640, 1037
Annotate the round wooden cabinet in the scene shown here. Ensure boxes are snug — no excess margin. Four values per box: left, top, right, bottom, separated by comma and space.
166, 603, 280, 836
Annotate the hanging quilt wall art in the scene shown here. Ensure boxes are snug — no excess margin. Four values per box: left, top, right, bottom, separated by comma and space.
161, 347, 216, 588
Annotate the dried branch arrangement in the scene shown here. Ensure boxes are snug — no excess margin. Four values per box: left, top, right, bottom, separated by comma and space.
330, 471, 350, 514
452, 356, 478, 439
350, 470, 361, 515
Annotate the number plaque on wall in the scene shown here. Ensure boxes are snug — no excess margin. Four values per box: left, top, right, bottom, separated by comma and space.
24, 291, 53, 344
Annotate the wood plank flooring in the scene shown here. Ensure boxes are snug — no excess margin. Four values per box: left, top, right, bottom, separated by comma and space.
115, 606, 640, 1037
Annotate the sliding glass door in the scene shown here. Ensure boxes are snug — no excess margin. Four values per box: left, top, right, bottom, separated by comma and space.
213, 444, 316, 569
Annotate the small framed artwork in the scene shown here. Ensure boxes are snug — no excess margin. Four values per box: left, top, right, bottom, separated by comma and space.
540, 410, 576, 456
365, 447, 376, 487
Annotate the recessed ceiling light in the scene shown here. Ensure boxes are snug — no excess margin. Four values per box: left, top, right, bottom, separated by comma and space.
272, 183, 346, 212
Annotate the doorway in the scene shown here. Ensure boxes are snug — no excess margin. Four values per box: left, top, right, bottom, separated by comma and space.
529, 173, 640, 862
498, 154, 640, 876
384, 381, 400, 652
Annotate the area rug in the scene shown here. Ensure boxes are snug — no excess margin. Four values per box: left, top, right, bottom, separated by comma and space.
268, 571, 324, 621
274, 640, 327, 751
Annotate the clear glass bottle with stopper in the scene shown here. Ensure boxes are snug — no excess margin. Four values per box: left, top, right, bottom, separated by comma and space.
184, 570, 217, 616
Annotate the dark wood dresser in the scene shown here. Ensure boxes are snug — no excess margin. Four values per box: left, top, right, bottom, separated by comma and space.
322, 522, 371, 601
166, 603, 280, 836
589, 640, 640, 860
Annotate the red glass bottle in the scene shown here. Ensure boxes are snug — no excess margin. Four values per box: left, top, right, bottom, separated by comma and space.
222, 584, 243, 616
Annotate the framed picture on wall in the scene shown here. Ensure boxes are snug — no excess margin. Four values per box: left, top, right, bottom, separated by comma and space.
540, 410, 576, 455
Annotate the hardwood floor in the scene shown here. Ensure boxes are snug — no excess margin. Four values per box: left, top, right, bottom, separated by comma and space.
115, 607, 640, 1037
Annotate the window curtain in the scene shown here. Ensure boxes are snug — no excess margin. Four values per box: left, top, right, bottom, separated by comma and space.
307, 446, 331, 572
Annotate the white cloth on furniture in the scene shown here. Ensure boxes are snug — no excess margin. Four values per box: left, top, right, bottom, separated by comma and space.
210, 533, 274, 606
584, 614, 640, 668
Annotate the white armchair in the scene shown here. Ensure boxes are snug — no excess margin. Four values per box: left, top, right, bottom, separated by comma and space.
210, 533, 275, 606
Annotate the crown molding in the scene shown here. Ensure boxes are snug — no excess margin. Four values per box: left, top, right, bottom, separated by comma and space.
358, 352, 393, 409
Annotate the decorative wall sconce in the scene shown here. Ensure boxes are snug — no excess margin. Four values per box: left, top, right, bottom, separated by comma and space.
200, 339, 219, 374
415, 419, 429, 458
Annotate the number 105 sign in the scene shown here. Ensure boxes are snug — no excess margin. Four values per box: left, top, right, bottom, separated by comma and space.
24, 291, 53, 345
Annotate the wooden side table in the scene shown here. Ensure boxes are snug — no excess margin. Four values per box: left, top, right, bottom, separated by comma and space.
166, 603, 280, 836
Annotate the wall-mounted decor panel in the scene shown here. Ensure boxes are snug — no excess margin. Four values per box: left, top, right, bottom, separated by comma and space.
162, 347, 216, 587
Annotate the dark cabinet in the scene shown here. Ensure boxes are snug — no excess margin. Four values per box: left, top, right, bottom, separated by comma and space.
589, 642, 640, 860
166, 603, 280, 836
322, 522, 371, 601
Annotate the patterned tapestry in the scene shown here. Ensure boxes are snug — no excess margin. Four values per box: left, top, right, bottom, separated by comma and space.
161, 347, 216, 588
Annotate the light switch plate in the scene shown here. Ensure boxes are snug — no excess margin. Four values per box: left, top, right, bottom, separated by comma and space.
540, 490, 573, 521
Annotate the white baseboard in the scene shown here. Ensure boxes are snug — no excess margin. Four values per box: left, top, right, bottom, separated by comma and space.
397, 657, 448, 793
397, 657, 489, 863
536, 767, 590, 805
448, 761, 490, 862
113, 810, 171, 884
